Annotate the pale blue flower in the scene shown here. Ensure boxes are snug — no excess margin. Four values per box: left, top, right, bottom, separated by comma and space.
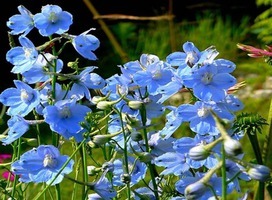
182, 63, 236, 102
70, 67, 105, 100
11, 145, 74, 185
33, 4, 73, 36
7, 5, 34, 35
72, 29, 100, 60
112, 156, 147, 186
154, 152, 190, 176
6, 36, 39, 74
43, 99, 91, 136
22, 53, 63, 84
1, 116, 29, 145
0, 80, 40, 117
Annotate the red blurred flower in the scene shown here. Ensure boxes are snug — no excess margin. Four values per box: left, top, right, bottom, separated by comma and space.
0, 154, 11, 163
237, 43, 272, 58
0, 154, 14, 181
2, 171, 15, 181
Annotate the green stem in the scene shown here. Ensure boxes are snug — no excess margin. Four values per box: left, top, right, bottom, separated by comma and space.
80, 144, 88, 199
221, 144, 227, 200
55, 184, 61, 200
139, 105, 159, 200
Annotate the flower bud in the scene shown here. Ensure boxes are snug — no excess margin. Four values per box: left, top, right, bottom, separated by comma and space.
128, 100, 143, 110
130, 131, 143, 142
224, 137, 243, 157
102, 162, 114, 172
138, 152, 153, 163
121, 173, 131, 184
92, 135, 110, 146
87, 166, 101, 176
96, 101, 113, 110
25, 138, 38, 146
185, 181, 207, 200
91, 96, 107, 105
189, 145, 210, 161
248, 164, 271, 182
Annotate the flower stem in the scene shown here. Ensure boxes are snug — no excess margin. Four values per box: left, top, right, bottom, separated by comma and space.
139, 104, 159, 200
221, 143, 227, 200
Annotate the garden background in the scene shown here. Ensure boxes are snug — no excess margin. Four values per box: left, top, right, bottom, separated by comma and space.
1, 0, 272, 199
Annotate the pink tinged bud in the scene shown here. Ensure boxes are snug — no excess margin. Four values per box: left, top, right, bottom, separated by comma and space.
185, 182, 207, 200
189, 145, 210, 161
248, 164, 271, 182
224, 138, 243, 157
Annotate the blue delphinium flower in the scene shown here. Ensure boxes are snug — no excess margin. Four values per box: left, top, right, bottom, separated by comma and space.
1, 116, 30, 145
175, 173, 235, 200
225, 159, 250, 192
11, 145, 74, 185
158, 105, 184, 139
134, 187, 156, 200
112, 156, 147, 186
22, 53, 63, 84
6, 36, 39, 74
33, 4, 73, 36
173, 134, 219, 169
0, 80, 40, 117
177, 100, 235, 135
89, 174, 117, 200
154, 152, 190, 176
133, 54, 173, 95
70, 66, 105, 100
7, 5, 34, 36
166, 41, 218, 68
35, 82, 71, 115
72, 29, 100, 60
182, 63, 236, 102
42, 99, 91, 138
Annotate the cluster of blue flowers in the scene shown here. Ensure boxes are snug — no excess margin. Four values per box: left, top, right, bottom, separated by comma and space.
0, 4, 271, 200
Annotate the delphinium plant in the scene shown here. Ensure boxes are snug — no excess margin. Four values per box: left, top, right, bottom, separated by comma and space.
0, 4, 271, 200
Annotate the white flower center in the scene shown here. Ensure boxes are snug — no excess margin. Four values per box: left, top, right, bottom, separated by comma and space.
49, 12, 58, 23
186, 51, 198, 67
24, 47, 33, 59
43, 154, 57, 168
197, 107, 209, 118
20, 89, 33, 103
59, 106, 71, 118
152, 69, 162, 79
201, 72, 213, 84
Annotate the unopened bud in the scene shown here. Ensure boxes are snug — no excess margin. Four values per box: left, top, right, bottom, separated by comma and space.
130, 131, 143, 142
92, 135, 110, 146
185, 181, 207, 200
25, 138, 38, 146
138, 152, 153, 163
91, 96, 107, 104
87, 166, 101, 176
121, 173, 131, 184
128, 100, 143, 110
102, 162, 114, 172
224, 137, 243, 157
96, 101, 113, 110
189, 145, 210, 161
248, 164, 271, 182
